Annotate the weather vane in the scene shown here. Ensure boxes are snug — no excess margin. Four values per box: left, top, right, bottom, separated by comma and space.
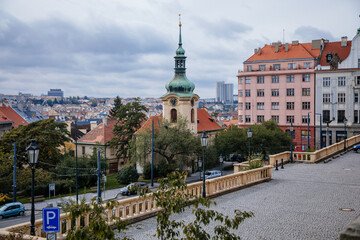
179, 13, 182, 27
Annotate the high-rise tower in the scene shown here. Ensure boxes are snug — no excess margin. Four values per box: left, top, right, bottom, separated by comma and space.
161, 16, 199, 134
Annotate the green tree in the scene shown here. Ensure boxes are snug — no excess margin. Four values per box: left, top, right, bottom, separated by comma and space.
132, 118, 200, 173
109, 97, 148, 161
0, 119, 71, 169
116, 166, 139, 184
140, 171, 253, 240
109, 96, 122, 118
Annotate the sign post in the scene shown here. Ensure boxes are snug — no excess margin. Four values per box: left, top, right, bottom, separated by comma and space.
49, 184, 55, 199
43, 207, 60, 240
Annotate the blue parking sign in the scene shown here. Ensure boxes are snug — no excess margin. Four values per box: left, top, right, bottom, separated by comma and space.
43, 208, 60, 233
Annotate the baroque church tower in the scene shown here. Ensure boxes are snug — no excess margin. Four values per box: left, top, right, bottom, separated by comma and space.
161, 17, 199, 134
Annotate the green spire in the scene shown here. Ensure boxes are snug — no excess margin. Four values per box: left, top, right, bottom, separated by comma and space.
163, 16, 195, 98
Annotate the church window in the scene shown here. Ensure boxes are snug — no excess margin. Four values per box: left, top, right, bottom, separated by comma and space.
171, 109, 177, 122
191, 109, 195, 123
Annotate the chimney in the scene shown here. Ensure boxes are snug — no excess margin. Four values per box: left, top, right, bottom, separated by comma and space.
275, 45, 279, 53
90, 121, 98, 130
292, 40, 299, 45
312, 39, 322, 49
103, 117, 107, 126
341, 36, 348, 47
284, 43, 289, 52
258, 47, 261, 55
254, 48, 258, 54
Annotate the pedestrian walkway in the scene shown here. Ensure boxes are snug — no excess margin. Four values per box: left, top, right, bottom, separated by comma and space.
116, 151, 360, 240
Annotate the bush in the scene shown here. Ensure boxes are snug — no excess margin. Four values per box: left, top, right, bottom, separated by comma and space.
157, 159, 170, 178
142, 162, 158, 179
116, 166, 139, 184
247, 159, 264, 170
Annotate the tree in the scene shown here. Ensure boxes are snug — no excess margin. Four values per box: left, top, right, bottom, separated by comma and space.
140, 171, 253, 240
132, 118, 200, 173
116, 166, 139, 184
0, 119, 71, 169
109, 97, 148, 161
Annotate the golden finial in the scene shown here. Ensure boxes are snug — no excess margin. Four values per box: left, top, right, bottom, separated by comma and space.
179, 13, 182, 27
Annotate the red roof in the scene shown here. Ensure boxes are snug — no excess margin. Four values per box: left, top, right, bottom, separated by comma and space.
0, 105, 28, 127
136, 108, 222, 134
245, 43, 320, 62
319, 41, 352, 66
78, 118, 116, 144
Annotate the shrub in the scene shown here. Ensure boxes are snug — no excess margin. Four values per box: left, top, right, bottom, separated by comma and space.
157, 159, 170, 178
116, 166, 139, 184
247, 159, 264, 170
142, 162, 158, 179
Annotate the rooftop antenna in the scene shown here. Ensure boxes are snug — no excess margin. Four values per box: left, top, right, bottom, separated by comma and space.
283, 29, 285, 43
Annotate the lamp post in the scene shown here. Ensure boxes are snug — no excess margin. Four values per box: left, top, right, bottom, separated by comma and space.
315, 113, 322, 149
344, 117, 347, 151
247, 128, 253, 158
74, 121, 78, 203
219, 154, 224, 176
307, 112, 310, 150
200, 131, 208, 198
290, 123, 294, 163
26, 139, 40, 236
198, 158, 202, 181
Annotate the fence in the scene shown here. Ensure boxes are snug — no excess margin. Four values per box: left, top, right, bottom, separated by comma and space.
269, 134, 360, 166
0, 165, 272, 239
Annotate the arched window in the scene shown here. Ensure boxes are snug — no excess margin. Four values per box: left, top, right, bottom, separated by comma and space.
171, 109, 177, 122
191, 108, 195, 123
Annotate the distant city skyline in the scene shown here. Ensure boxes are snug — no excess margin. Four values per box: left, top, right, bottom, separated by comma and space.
0, 0, 359, 98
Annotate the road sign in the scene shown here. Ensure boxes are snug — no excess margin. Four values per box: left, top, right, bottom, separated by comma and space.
49, 184, 55, 191
43, 208, 60, 233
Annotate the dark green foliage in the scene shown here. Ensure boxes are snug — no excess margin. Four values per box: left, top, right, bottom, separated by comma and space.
116, 166, 139, 184
109, 97, 148, 161
142, 162, 158, 179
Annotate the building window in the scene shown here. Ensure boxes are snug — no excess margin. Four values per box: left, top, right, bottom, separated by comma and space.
245, 89, 251, 97
355, 92, 359, 103
288, 63, 296, 69
257, 102, 264, 110
239, 77, 243, 84
271, 115, 279, 123
257, 76, 264, 83
171, 109, 177, 122
272, 75, 279, 83
247, 65, 252, 71
338, 93, 346, 103
257, 115, 265, 123
257, 89, 264, 97
323, 110, 330, 123
273, 64, 280, 70
323, 93, 330, 103
239, 90, 243, 97
286, 102, 294, 110
271, 102, 279, 110
286, 75, 294, 82
245, 77, 251, 84
358, 59, 360, 68
323, 77, 330, 87
337, 110, 345, 123
304, 62, 312, 69
302, 88, 310, 96
271, 89, 279, 96
302, 115, 309, 124
356, 76, 360, 85
245, 115, 251, 123
82, 146, 85, 155
286, 116, 294, 123
245, 102, 251, 110
354, 110, 358, 123
239, 103, 243, 110
302, 102, 310, 110
239, 115, 243, 122
110, 147, 115, 156
301, 131, 311, 140
338, 77, 346, 86
191, 109, 195, 123
286, 88, 295, 96
302, 74, 310, 82
259, 65, 266, 71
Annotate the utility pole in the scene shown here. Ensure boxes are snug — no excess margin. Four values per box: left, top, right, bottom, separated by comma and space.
13, 143, 16, 202
97, 150, 101, 202
307, 112, 310, 150
151, 119, 154, 187
75, 121, 78, 203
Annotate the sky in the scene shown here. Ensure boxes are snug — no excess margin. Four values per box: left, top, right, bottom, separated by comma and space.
0, 0, 359, 99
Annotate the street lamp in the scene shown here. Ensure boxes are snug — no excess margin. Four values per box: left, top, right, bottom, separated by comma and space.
219, 154, 224, 176
247, 128, 253, 158
26, 139, 40, 236
200, 131, 208, 198
344, 117, 347, 151
198, 158, 202, 180
290, 123, 294, 163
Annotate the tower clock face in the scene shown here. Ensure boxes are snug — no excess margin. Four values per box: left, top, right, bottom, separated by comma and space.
170, 98, 178, 106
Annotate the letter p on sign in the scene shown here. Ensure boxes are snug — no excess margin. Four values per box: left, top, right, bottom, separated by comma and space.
43, 208, 60, 233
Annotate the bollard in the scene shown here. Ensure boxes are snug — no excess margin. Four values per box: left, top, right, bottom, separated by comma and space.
275, 160, 278, 170
281, 158, 284, 169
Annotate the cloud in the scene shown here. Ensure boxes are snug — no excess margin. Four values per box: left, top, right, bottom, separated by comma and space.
293, 26, 335, 42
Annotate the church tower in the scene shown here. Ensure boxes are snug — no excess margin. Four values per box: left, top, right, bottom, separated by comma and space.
161, 16, 199, 134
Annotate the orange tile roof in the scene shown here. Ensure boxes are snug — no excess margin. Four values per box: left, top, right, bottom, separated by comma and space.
135, 115, 163, 135
0, 105, 28, 127
245, 43, 320, 62
319, 41, 351, 66
77, 118, 116, 144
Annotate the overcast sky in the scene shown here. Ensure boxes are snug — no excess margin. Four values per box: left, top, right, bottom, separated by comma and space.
0, 0, 359, 99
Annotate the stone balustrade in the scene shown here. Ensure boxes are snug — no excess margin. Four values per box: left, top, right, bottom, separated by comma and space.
269, 134, 360, 166
0, 165, 272, 239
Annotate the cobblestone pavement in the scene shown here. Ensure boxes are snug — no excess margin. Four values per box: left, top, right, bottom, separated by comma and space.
116, 151, 360, 240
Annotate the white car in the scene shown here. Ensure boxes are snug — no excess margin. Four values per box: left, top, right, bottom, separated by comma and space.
204, 170, 221, 179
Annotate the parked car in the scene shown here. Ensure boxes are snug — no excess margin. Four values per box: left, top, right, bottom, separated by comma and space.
119, 182, 149, 196
354, 145, 360, 152
202, 170, 222, 180
0, 202, 25, 219
231, 154, 246, 162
